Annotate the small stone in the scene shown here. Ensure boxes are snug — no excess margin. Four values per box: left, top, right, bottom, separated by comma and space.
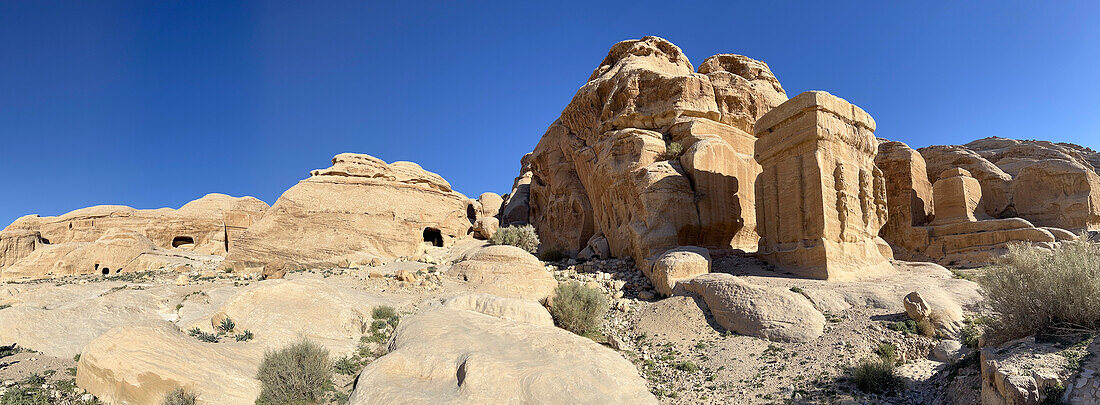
395, 270, 417, 283
638, 291, 656, 301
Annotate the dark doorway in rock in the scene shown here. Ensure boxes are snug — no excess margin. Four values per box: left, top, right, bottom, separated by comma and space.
172, 236, 195, 248
467, 204, 478, 223
423, 227, 444, 247
101, 267, 110, 275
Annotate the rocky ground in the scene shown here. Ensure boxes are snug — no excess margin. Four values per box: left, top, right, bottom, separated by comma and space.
0, 241, 1094, 404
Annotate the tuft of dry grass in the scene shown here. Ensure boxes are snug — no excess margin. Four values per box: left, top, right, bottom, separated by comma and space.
979, 238, 1100, 340
549, 282, 609, 336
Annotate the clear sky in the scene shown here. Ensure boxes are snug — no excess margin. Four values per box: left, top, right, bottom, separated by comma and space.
2, 1, 1098, 226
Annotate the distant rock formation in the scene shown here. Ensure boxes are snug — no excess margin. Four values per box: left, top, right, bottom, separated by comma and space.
0, 194, 267, 280
918, 137, 1100, 232
221, 153, 474, 271
512, 36, 787, 275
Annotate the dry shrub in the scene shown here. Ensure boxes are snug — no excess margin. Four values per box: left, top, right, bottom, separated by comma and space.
657, 141, 684, 161
162, 388, 197, 405
979, 239, 1100, 340
549, 282, 609, 336
850, 358, 902, 394
488, 225, 540, 254
255, 339, 333, 405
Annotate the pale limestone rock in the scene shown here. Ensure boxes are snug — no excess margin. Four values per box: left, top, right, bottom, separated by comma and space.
476, 192, 504, 220
753, 91, 892, 280
446, 245, 557, 301
77, 322, 261, 405
472, 217, 499, 240
348, 304, 656, 404
222, 153, 472, 272
650, 246, 710, 296
500, 153, 533, 226
683, 273, 825, 342
442, 294, 553, 327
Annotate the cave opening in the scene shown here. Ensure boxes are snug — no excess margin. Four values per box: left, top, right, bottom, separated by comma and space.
172, 236, 195, 248
423, 227, 444, 247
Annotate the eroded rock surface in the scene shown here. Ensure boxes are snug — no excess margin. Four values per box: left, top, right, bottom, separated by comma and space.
349, 301, 657, 404
445, 245, 557, 301
222, 153, 473, 271
684, 273, 825, 342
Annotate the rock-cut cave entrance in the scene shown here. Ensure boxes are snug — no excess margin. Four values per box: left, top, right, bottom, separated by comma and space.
423, 227, 444, 247
172, 236, 195, 248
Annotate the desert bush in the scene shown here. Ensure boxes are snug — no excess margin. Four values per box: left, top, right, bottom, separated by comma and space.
657, 141, 684, 161
850, 358, 902, 394
874, 343, 897, 364
371, 305, 396, 320
548, 282, 609, 336
488, 225, 540, 254
978, 239, 1100, 339
255, 339, 333, 405
161, 388, 198, 405
234, 330, 254, 342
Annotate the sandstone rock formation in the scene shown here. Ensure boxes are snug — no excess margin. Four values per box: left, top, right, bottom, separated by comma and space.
222, 153, 473, 271
753, 91, 892, 280
683, 273, 825, 342
348, 300, 657, 404
876, 140, 1063, 266
918, 137, 1100, 232
445, 245, 557, 301
513, 36, 786, 287
649, 246, 710, 296
0, 194, 267, 280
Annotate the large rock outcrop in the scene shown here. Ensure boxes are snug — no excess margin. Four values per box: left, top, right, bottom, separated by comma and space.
445, 245, 558, 301
348, 298, 657, 404
222, 153, 473, 271
877, 140, 1063, 266
516, 36, 787, 279
918, 137, 1100, 232
752, 91, 892, 280
0, 194, 266, 280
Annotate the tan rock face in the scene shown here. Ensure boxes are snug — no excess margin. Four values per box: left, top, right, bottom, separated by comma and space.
0, 194, 267, 279
753, 91, 892, 280
348, 302, 657, 404
222, 153, 472, 271
919, 137, 1100, 232
519, 36, 786, 284
877, 140, 1062, 267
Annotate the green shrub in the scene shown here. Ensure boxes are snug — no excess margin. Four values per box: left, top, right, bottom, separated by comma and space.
255, 339, 333, 405
874, 343, 897, 364
673, 361, 699, 373
488, 225, 540, 254
549, 282, 609, 335
234, 330, 254, 342
850, 358, 902, 394
161, 388, 198, 405
371, 305, 397, 320
334, 355, 360, 376
196, 332, 219, 343
217, 317, 236, 334
657, 141, 684, 161
978, 239, 1100, 339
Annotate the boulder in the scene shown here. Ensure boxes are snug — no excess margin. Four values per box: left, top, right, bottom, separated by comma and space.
446, 245, 557, 301
476, 192, 504, 220
521, 36, 787, 280
683, 273, 825, 342
472, 217, 499, 240
348, 303, 656, 404
77, 322, 262, 405
222, 154, 472, 272
649, 246, 710, 296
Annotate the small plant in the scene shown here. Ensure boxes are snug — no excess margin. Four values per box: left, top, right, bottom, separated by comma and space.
488, 225, 540, 254
255, 339, 334, 405
187, 327, 202, 336
548, 282, 609, 336
217, 317, 236, 334
386, 315, 400, 329
850, 358, 902, 394
0, 304, 11, 310
196, 331, 219, 343
161, 387, 198, 405
657, 141, 684, 161
674, 361, 699, 373
234, 330, 254, 342
789, 286, 804, 294
334, 355, 360, 376
372, 305, 397, 320
961, 317, 986, 349
874, 343, 897, 364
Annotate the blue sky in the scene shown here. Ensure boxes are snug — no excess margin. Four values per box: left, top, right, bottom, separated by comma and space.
2, 1, 1098, 226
